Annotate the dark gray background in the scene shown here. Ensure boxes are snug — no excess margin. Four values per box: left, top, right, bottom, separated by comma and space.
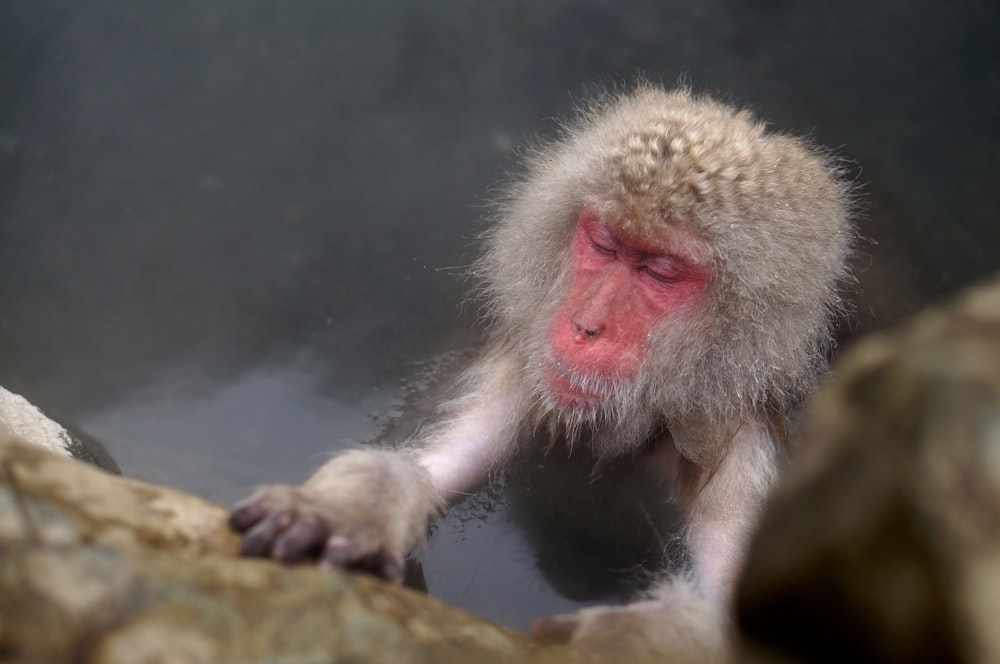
1, 0, 998, 630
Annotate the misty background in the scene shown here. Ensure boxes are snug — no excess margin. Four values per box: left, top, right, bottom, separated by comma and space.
1, 0, 997, 629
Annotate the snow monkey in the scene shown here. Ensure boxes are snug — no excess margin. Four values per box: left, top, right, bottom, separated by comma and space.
230, 84, 853, 659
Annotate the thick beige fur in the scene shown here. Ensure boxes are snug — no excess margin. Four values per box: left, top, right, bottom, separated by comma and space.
476, 84, 855, 463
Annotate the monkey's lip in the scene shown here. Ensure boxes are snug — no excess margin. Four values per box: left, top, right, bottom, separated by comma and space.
542, 360, 607, 408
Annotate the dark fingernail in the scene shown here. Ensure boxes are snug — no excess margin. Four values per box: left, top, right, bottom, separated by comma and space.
229, 503, 263, 532
239, 512, 294, 557
274, 516, 328, 562
380, 557, 404, 584
240, 530, 271, 557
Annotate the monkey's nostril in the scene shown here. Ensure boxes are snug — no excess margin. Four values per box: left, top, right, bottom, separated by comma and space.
573, 321, 603, 339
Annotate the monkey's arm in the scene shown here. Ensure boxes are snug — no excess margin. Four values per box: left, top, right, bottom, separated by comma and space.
229, 349, 527, 581
531, 418, 779, 661
682, 418, 780, 598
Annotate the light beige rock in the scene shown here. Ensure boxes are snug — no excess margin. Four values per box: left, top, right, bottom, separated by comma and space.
0, 385, 119, 471
0, 385, 76, 456
0, 435, 596, 663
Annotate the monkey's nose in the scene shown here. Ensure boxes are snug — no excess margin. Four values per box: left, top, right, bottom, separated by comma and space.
573, 321, 603, 340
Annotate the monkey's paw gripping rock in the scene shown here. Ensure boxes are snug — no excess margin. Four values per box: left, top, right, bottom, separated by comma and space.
230, 484, 409, 581
230, 449, 441, 583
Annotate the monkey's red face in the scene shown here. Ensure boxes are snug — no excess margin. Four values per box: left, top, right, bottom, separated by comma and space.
544, 208, 707, 408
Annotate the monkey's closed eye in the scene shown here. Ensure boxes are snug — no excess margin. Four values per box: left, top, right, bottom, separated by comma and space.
638, 265, 680, 284
587, 227, 619, 256
639, 252, 691, 284
590, 238, 617, 256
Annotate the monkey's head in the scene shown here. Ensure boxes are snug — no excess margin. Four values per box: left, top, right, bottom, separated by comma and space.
478, 85, 854, 461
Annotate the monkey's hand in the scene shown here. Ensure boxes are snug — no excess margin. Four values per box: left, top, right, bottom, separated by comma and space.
530, 581, 731, 662
229, 449, 443, 583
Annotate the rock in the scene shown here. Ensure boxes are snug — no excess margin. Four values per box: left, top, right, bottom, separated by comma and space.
737, 275, 1000, 663
0, 385, 120, 472
0, 434, 592, 663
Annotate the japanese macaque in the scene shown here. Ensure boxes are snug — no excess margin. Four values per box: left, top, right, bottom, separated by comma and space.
230, 84, 853, 660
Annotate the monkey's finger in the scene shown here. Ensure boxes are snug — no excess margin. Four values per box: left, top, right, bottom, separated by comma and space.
378, 555, 404, 584
240, 511, 296, 557
318, 533, 358, 569
229, 500, 268, 532
272, 514, 329, 562
326, 544, 405, 584
318, 534, 402, 582
530, 613, 580, 645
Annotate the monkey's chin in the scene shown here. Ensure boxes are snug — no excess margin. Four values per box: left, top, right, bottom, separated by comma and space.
541, 363, 609, 409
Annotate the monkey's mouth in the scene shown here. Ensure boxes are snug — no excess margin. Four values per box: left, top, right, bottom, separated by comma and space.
542, 358, 612, 408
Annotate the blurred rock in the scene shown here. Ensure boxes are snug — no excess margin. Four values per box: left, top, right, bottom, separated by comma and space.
737, 275, 1000, 663
0, 435, 584, 663
0, 385, 120, 472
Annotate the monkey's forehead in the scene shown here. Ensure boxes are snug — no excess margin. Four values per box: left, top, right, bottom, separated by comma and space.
560, 95, 846, 264
572, 87, 841, 230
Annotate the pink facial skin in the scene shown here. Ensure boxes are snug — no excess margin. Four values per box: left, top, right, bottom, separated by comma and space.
544, 208, 707, 407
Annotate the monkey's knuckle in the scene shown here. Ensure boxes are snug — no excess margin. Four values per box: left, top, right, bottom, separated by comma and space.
249, 484, 299, 510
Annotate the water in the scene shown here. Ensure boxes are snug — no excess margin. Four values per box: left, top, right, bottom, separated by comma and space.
77, 352, 672, 629
1, 0, 998, 632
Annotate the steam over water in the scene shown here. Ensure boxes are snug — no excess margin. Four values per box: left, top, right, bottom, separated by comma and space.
1, 0, 997, 630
